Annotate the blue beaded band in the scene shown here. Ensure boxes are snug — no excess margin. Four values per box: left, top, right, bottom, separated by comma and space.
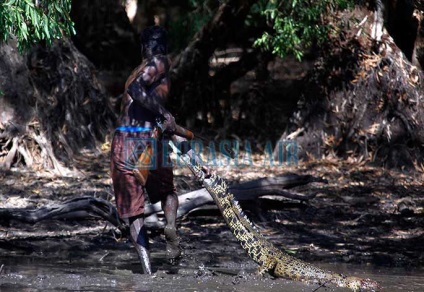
115, 126, 152, 132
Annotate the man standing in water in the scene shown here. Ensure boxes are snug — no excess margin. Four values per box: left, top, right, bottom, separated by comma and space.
110, 26, 182, 274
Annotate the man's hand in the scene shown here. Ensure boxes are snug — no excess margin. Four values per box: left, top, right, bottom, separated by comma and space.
202, 165, 211, 178
185, 149, 211, 178
162, 113, 176, 134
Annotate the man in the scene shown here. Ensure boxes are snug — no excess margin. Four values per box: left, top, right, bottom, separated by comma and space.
110, 26, 182, 274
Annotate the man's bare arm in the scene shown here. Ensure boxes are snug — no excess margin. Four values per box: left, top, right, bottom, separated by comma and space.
127, 63, 169, 117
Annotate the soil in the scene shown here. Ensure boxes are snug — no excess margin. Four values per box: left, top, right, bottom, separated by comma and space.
0, 150, 423, 291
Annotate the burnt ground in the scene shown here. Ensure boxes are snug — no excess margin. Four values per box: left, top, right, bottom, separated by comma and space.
0, 150, 423, 291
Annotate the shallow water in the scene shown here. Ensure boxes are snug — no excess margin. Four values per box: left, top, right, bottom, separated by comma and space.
1, 255, 423, 292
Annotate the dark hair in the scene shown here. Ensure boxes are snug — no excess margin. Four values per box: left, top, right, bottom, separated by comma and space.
140, 26, 167, 58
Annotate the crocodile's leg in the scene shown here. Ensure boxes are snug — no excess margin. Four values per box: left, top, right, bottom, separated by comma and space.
258, 258, 277, 276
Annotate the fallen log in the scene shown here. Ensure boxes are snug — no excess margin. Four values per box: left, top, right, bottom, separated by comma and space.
0, 173, 326, 239
0, 225, 116, 240
0, 196, 127, 231
230, 173, 325, 201
173, 173, 325, 218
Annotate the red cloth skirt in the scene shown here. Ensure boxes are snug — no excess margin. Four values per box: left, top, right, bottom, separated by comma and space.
110, 130, 175, 219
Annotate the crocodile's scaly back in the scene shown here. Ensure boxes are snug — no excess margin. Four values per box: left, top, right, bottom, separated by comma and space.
179, 154, 380, 291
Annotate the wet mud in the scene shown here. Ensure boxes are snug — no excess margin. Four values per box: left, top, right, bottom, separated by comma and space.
0, 218, 423, 291
1, 155, 424, 291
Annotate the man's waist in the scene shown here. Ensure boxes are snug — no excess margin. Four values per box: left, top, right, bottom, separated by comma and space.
115, 121, 153, 132
115, 126, 152, 132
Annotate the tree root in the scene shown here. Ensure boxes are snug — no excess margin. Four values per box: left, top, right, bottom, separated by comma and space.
0, 38, 116, 175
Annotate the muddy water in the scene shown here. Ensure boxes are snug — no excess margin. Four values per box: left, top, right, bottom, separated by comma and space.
1, 211, 423, 292
1, 253, 423, 292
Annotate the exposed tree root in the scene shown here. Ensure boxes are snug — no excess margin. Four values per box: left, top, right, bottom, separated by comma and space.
278, 7, 424, 169
0, 39, 116, 174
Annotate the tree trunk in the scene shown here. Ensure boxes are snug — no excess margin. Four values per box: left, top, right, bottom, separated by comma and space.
169, 0, 257, 128
0, 39, 116, 173
383, 0, 420, 63
412, 4, 424, 68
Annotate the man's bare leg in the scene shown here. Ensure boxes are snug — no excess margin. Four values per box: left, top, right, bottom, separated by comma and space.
161, 192, 181, 261
124, 215, 152, 274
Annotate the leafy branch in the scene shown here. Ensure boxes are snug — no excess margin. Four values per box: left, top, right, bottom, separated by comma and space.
0, 0, 75, 51
253, 0, 352, 60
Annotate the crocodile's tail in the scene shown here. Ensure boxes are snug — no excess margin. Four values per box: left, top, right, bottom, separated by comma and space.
273, 255, 380, 291
341, 276, 381, 291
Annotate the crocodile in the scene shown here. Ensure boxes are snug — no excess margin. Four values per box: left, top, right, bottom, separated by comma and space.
178, 153, 380, 291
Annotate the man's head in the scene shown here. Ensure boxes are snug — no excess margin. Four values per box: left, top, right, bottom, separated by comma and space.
140, 26, 167, 59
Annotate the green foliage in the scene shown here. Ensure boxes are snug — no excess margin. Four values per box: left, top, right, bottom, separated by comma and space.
0, 0, 75, 51
253, 0, 352, 60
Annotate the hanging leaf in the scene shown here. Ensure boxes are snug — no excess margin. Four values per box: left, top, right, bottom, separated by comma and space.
253, 0, 353, 60
0, 0, 75, 51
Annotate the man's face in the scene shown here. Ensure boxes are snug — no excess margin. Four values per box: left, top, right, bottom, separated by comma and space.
141, 39, 166, 59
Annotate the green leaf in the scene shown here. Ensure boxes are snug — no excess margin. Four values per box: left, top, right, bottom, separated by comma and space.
3, 0, 17, 6
43, 14, 50, 39
21, 21, 28, 38
25, 2, 30, 17
0, 0, 75, 51
55, 4, 63, 14
253, 0, 353, 60
23, 0, 35, 7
